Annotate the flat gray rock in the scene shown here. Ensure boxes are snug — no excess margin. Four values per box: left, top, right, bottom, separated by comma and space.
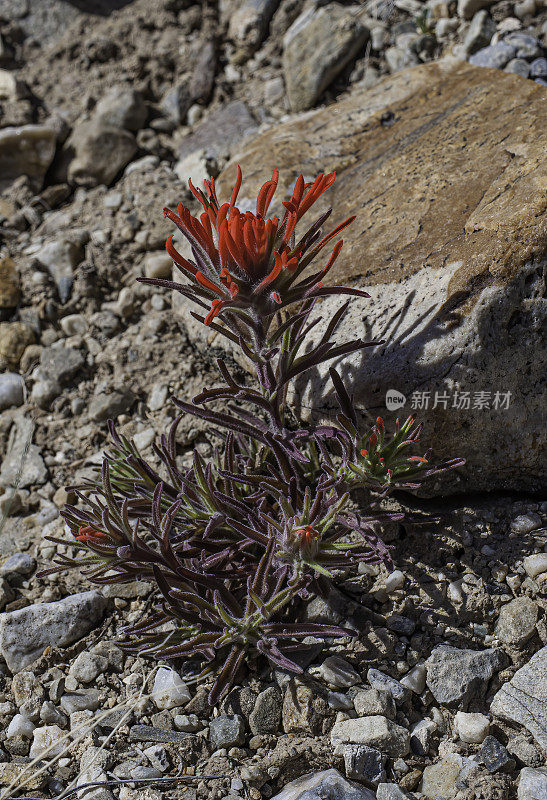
425, 645, 505, 707
270, 768, 376, 800
283, 5, 369, 111
0, 412, 48, 489
490, 647, 547, 753
0, 591, 107, 672
177, 100, 258, 162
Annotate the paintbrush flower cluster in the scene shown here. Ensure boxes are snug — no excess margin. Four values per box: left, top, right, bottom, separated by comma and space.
48, 169, 463, 704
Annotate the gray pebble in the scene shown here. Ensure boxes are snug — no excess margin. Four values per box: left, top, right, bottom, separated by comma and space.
505, 58, 530, 78
504, 32, 542, 58
60, 689, 101, 715
367, 669, 410, 704
478, 735, 514, 773
209, 714, 246, 750
129, 725, 194, 743
345, 744, 387, 784
530, 58, 547, 78
0, 372, 24, 411
469, 41, 517, 68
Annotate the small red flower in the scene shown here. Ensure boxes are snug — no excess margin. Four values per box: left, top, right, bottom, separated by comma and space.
74, 525, 108, 543
159, 167, 361, 325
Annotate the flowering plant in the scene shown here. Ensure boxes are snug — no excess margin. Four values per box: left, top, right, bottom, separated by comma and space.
47, 169, 463, 704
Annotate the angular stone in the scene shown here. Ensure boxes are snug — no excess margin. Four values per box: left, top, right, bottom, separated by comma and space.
512, 513, 542, 534
354, 688, 396, 719
37, 344, 85, 386
283, 4, 369, 111
88, 390, 134, 422
270, 768, 375, 800
490, 647, 547, 752
478, 735, 514, 773
93, 86, 147, 132
376, 784, 412, 800
0, 321, 34, 369
410, 718, 437, 754
188, 39, 216, 103
495, 597, 538, 645
249, 686, 282, 734
421, 753, 475, 799
304, 587, 346, 625
228, 0, 280, 55
317, 655, 361, 688
29, 724, 66, 759
0, 762, 45, 791
400, 664, 426, 695
0, 412, 47, 489
331, 716, 410, 757
69, 652, 108, 684
144, 252, 173, 279
462, 9, 496, 55
151, 667, 191, 710
209, 714, 245, 750
282, 678, 322, 734
67, 121, 137, 187
368, 668, 410, 704
77, 766, 114, 800
523, 554, 547, 579
7, 713, 35, 739
457, 0, 495, 19
177, 100, 257, 162
0, 124, 56, 191
61, 689, 104, 717
345, 744, 386, 784
454, 711, 490, 743
425, 645, 504, 707
0, 590, 107, 672
36, 239, 85, 303
518, 767, 547, 800
0, 552, 36, 578
195, 62, 547, 494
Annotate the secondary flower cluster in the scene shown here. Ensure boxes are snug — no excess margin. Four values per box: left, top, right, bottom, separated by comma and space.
47, 168, 463, 704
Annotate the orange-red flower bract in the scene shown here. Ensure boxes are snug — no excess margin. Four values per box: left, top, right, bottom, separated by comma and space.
141, 166, 367, 327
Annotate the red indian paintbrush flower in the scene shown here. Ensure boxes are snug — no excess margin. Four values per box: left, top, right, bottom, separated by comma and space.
139, 167, 369, 327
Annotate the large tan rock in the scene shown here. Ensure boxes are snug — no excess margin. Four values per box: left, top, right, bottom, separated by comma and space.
175, 61, 547, 493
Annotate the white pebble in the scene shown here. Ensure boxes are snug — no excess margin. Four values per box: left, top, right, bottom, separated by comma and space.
384, 570, 405, 593
133, 428, 155, 451
173, 713, 200, 731
454, 711, 490, 743
144, 252, 172, 280
152, 667, 191, 709
447, 580, 464, 603
314, 655, 361, 688
30, 725, 66, 758
523, 554, 547, 579
7, 714, 35, 739
60, 314, 88, 337
511, 513, 542, 535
